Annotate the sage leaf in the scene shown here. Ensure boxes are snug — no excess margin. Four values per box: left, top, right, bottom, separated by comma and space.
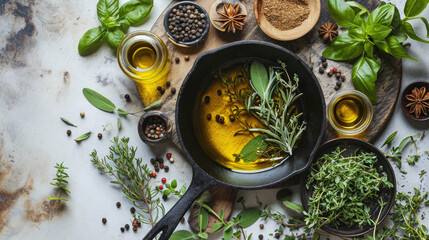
97, 0, 119, 25
198, 207, 209, 231
117, 118, 121, 131
323, 32, 364, 60
283, 200, 304, 212
327, 0, 360, 27
211, 222, 223, 232
143, 99, 163, 111
78, 27, 106, 56
119, 0, 153, 25
404, 0, 429, 17
105, 28, 125, 49
250, 60, 269, 101
235, 208, 262, 227
82, 88, 116, 112
382, 131, 398, 147
403, 21, 429, 43
75, 132, 91, 142
352, 55, 381, 104
170, 230, 195, 240
367, 3, 395, 27
238, 135, 268, 163
276, 188, 292, 202
61, 117, 77, 127
117, 108, 128, 115
223, 223, 233, 240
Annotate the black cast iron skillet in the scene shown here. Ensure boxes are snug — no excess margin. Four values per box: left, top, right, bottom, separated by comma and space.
301, 138, 396, 238
144, 40, 326, 240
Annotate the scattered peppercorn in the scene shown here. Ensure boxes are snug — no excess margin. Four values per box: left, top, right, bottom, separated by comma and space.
217, 90, 222, 96
164, 166, 170, 172
169, 157, 175, 163
116, 202, 121, 208
102, 218, 107, 224
132, 219, 139, 227
157, 86, 162, 91
206, 113, 212, 120
229, 115, 235, 122
125, 224, 130, 230
158, 185, 164, 190
215, 114, 220, 122
336, 68, 341, 73
321, 56, 327, 62
327, 70, 334, 77
319, 67, 325, 74
160, 88, 165, 95
155, 167, 160, 172
154, 162, 159, 168
204, 95, 210, 104
162, 177, 167, 183
334, 85, 340, 91
162, 194, 168, 200
166, 81, 171, 88
259, 223, 264, 229
340, 75, 346, 82
98, 133, 102, 140
175, 57, 180, 63
184, 55, 190, 61
259, 234, 263, 239
322, 62, 328, 68
152, 172, 157, 177
80, 112, 85, 118
67, 130, 71, 136
133, 226, 137, 232
149, 171, 153, 175
156, 157, 164, 164
171, 87, 176, 95
121, 227, 125, 233
160, 164, 165, 169
181, 217, 185, 224
219, 116, 225, 124
332, 67, 337, 73
150, 158, 156, 164
275, 233, 280, 238
166, 153, 172, 159
124, 94, 131, 102
336, 81, 342, 87
335, 72, 341, 78
130, 207, 136, 214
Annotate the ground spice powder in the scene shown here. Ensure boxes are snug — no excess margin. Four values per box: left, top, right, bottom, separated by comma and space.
262, 0, 310, 31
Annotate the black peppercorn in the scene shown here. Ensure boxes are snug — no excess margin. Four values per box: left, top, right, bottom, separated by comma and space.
175, 57, 180, 63
98, 133, 102, 140
334, 85, 340, 91
156, 157, 164, 164
116, 202, 121, 208
259, 234, 263, 239
171, 87, 176, 95
124, 94, 131, 102
204, 95, 210, 104
259, 223, 264, 229
206, 113, 212, 120
327, 70, 334, 77
67, 130, 71, 136
336, 81, 342, 87
319, 67, 325, 74
166, 81, 171, 87
219, 116, 225, 124
157, 86, 162, 91
340, 75, 346, 82
215, 114, 220, 122
121, 227, 125, 233
102, 218, 107, 224
275, 233, 280, 238
133, 226, 137, 232
162, 194, 168, 200
160, 164, 164, 169
130, 207, 136, 214
150, 158, 156, 164
321, 56, 327, 62
153, 162, 159, 168
164, 165, 169, 172
229, 115, 235, 122
125, 224, 130, 230
181, 217, 185, 223
322, 62, 328, 68
335, 72, 341, 78
160, 88, 165, 95
155, 167, 160, 172
217, 90, 222, 96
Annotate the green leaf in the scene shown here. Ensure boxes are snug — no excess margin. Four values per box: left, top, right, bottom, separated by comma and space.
392, 25, 408, 43
198, 232, 208, 239
117, 108, 128, 115
60, 117, 77, 127
117, 118, 122, 131
348, 27, 366, 40
171, 179, 177, 188
347, 1, 369, 22
78, 27, 106, 56
276, 188, 292, 202
198, 207, 209, 231
364, 42, 374, 58
367, 24, 392, 40
105, 28, 125, 50
375, 36, 418, 60
391, 7, 402, 28
238, 135, 268, 163
327, 0, 360, 27
82, 88, 116, 112
143, 99, 163, 111
223, 224, 233, 240
411, 17, 429, 38
367, 4, 395, 26
235, 208, 262, 227
74, 132, 91, 142
170, 230, 196, 240
323, 32, 365, 60
97, 0, 119, 24
282, 201, 304, 212
250, 60, 269, 100
403, 21, 429, 43
163, 189, 171, 196
119, 0, 153, 25
211, 222, 223, 232
404, 0, 429, 17
382, 131, 398, 147
352, 55, 381, 104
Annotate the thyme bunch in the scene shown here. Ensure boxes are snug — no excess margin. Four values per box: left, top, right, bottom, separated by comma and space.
90, 137, 164, 226
49, 162, 71, 201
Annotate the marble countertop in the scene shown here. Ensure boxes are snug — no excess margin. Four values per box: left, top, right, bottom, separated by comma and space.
1, 0, 429, 239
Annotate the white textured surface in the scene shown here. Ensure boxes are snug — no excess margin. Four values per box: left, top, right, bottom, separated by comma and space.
0, 0, 428, 239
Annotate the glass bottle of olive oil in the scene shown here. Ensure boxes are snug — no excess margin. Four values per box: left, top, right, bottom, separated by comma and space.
328, 90, 373, 135
117, 31, 171, 106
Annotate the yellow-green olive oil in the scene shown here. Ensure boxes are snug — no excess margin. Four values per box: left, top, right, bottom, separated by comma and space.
331, 93, 368, 131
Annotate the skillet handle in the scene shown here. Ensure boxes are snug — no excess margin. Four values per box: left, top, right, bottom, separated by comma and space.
143, 170, 217, 240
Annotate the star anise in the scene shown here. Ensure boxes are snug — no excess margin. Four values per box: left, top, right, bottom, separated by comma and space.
214, 3, 247, 33
405, 86, 429, 118
318, 22, 339, 42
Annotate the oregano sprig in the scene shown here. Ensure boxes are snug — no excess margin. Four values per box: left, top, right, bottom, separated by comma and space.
49, 162, 71, 202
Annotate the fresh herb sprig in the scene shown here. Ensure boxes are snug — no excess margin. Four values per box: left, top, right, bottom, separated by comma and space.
324, 0, 429, 104
90, 137, 164, 226
49, 162, 71, 202
162, 179, 186, 198
78, 0, 153, 55
382, 131, 425, 169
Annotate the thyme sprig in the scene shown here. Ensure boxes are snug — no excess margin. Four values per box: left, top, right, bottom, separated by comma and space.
48, 162, 71, 202
90, 137, 164, 226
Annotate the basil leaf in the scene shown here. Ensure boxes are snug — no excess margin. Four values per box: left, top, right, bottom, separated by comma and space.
408, 16, 429, 38
61, 117, 77, 127
75, 132, 91, 142
347, 1, 369, 24
382, 131, 398, 147
198, 207, 209, 231
348, 27, 366, 40
375, 36, 418, 60
119, 0, 153, 25
82, 88, 116, 112
105, 28, 125, 49
143, 99, 163, 111
97, 0, 119, 24
352, 55, 381, 104
404, 0, 429, 17
391, 7, 402, 29
170, 230, 196, 240
235, 208, 262, 227
211, 222, 223, 232
322, 32, 364, 60
276, 188, 292, 202
364, 42, 374, 58
403, 21, 429, 43
238, 135, 268, 163
327, 0, 359, 27
78, 27, 106, 56
367, 24, 392, 40
283, 200, 304, 212
392, 25, 408, 43
367, 4, 395, 26
250, 60, 269, 100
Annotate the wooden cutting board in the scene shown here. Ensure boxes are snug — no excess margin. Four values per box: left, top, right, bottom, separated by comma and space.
151, 0, 401, 232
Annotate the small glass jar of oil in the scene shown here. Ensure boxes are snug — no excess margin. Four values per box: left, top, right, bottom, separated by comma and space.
327, 90, 373, 136
117, 31, 171, 106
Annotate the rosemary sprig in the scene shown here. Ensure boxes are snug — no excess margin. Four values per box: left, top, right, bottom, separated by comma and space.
48, 162, 71, 201
90, 137, 164, 226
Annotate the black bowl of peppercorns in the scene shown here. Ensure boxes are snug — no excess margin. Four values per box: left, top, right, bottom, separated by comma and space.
164, 1, 210, 47
138, 111, 173, 145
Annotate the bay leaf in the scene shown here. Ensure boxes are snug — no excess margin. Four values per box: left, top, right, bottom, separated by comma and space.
82, 88, 116, 112
74, 132, 91, 142
61, 117, 77, 127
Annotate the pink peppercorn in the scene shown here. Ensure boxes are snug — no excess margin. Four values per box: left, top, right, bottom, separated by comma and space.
162, 178, 167, 183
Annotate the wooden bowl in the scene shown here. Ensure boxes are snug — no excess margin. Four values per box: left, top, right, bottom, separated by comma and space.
209, 0, 248, 32
400, 81, 429, 121
254, 0, 321, 41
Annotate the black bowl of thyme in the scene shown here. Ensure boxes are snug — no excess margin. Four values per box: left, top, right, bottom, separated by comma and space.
300, 138, 396, 237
